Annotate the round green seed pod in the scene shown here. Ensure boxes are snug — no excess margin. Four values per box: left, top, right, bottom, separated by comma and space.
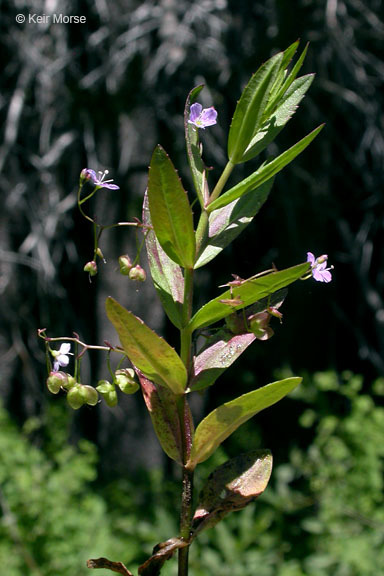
46, 371, 68, 394
114, 369, 139, 394
81, 385, 99, 406
67, 385, 85, 410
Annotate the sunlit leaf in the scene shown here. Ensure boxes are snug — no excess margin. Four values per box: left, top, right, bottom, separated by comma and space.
195, 179, 273, 269
208, 125, 324, 212
241, 74, 315, 162
192, 450, 273, 535
189, 291, 286, 391
189, 262, 309, 332
106, 297, 187, 394
187, 377, 301, 469
228, 52, 283, 164
147, 145, 196, 268
143, 192, 184, 328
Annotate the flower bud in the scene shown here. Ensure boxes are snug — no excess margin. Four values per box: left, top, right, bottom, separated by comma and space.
118, 255, 133, 276
96, 247, 105, 260
84, 260, 98, 276
114, 369, 139, 394
80, 168, 93, 185
128, 265, 146, 282
67, 384, 85, 410
46, 371, 68, 394
81, 385, 99, 406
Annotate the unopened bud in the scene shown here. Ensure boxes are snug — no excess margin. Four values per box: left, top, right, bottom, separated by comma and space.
80, 168, 93, 185
267, 306, 283, 322
118, 255, 133, 276
84, 260, 98, 276
67, 384, 85, 410
96, 247, 104, 260
128, 265, 146, 282
46, 371, 68, 394
114, 369, 139, 394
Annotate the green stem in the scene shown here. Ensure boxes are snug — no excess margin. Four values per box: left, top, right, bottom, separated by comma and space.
208, 159, 235, 206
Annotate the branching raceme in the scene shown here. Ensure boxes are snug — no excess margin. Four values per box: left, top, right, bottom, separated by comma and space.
39, 42, 333, 576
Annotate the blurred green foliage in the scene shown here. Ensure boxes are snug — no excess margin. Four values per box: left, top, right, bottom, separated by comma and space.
1, 370, 383, 575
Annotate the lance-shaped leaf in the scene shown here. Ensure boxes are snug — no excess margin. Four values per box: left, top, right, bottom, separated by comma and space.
137, 370, 183, 465
139, 537, 188, 576
106, 297, 187, 394
195, 178, 273, 269
189, 262, 309, 332
228, 51, 283, 164
189, 332, 256, 392
192, 450, 272, 535
187, 377, 301, 469
143, 191, 184, 328
265, 42, 308, 118
241, 74, 315, 163
184, 84, 208, 205
208, 124, 324, 212
189, 290, 286, 392
147, 145, 196, 268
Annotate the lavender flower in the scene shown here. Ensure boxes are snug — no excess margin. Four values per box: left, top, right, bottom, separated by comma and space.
52, 343, 73, 371
80, 169, 120, 190
307, 252, 333, 283
188, 103, 218, 129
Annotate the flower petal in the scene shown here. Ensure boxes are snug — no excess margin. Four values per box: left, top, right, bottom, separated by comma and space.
101, 183, 120, 190
59, 343, 71, 354
306, 252, 315, 265
200, 107, 218, 127
189, 103, 203, 123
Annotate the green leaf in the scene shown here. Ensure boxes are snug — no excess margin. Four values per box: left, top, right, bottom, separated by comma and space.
241, 74, 315, 162
266, 42, 309, 117
106, 297, 187, 394
228, 51, 283, 164
143, 191, 184, 328
189, 290, 286, 392
189, 262, 310, 332
192, 450, 273, 535
195, 178, 273, 269
208, 124, 324, 212
147, 145, 196, 268
184, 85, 208, 206
137, 370, 183, 464
190, 331, 256, 392
187, 377, 301, 469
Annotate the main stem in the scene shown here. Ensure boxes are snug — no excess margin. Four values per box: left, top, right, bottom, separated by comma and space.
178, 267, 195, 576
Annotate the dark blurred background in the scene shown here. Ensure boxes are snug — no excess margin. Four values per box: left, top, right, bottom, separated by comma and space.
1, 1, 384, 575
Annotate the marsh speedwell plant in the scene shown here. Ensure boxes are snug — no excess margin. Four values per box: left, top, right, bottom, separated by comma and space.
39, 42, 333, 576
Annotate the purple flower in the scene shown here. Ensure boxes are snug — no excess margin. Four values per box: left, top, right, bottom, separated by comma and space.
52, 343, 73, 371
307, 252, 333, 283
188, 103, 218, 129
80, 169, 120, 190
